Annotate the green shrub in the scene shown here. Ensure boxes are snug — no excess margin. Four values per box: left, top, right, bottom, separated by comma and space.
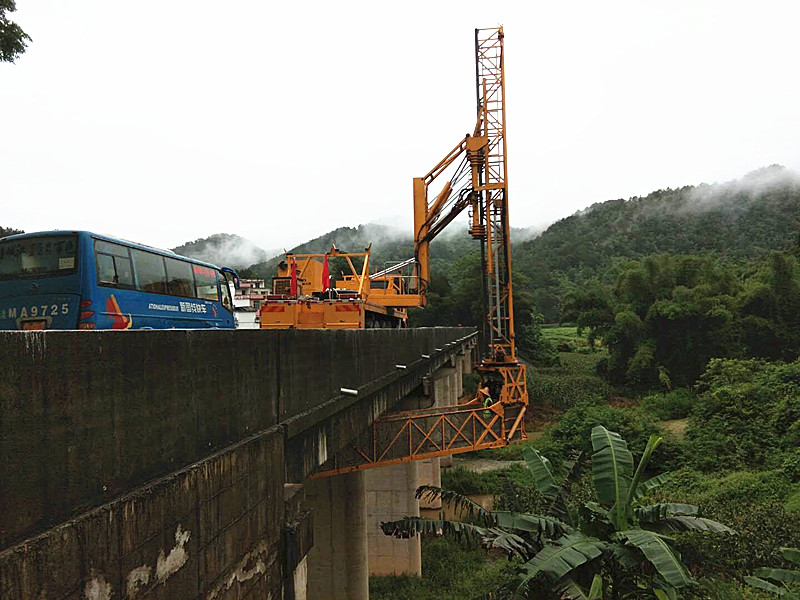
534, 401, 662, 464
462, 372, 480, 397
654, 469, 796, 515
676, 502, 800, 579
782, 449, 800, 483
648, 469, 800, 578
682, 358, 800, 472
529, 374, 611, 409
785, 489, 800, 514
441, 466, 501, 496
690, 578, 774, 599
640, 388, 696, 420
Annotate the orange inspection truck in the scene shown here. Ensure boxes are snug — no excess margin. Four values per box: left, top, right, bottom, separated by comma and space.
258, 245, 419, 329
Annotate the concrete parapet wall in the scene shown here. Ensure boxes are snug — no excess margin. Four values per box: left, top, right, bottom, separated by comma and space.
0, 327, 473, 549
0, 326, 475, 599
0, 426, 285, 600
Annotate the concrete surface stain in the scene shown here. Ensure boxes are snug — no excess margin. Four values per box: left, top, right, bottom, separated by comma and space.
84, 574, 112, 600
125, 565, 151, 597
23, 331, 46, 358
317, 431, 328, 465
156, 525, 191, 582
205, 540, 270, 600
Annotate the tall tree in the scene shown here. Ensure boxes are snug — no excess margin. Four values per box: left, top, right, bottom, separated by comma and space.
0, 0, 30, 63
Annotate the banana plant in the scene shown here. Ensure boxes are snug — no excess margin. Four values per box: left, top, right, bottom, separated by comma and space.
745, 547, 800, 599
381, 425, 734, 599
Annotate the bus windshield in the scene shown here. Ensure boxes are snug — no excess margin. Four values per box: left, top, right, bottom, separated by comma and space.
0, 234, 78, 280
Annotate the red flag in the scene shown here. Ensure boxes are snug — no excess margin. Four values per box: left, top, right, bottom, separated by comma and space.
290, 257, 298, 296
322, 254, 330, 292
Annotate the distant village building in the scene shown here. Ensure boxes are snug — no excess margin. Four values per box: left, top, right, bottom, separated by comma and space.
234, 279, 269, 311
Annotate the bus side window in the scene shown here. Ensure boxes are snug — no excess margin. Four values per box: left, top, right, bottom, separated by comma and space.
97, 253, 116, 284
193, 266, 219, 301
116, 255, 134, 287
165, 257, 194, 298
132, 249, 168, 295
95, 240, 134, 288
220, 271, 233, 312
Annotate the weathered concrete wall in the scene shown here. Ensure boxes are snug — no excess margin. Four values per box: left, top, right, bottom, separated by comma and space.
0, 327, 474, 599
0, 426, 285, 600
0, 330, 279, 549
0, 327, 472, 549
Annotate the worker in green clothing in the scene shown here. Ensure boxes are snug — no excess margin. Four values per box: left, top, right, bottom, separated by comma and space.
477, 384, 493, 421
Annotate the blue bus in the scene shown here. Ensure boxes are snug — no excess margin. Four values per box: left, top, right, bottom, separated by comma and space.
0, 231, 237, 330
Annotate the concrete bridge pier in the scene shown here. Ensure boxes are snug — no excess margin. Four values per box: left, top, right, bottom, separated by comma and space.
366, 462, 422, 577
304, 471, 369, 600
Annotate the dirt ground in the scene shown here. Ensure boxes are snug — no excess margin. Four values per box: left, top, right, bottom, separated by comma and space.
661, 418, 689, 439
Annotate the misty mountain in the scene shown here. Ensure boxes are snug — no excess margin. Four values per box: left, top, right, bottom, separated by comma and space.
171, 233, 273, 269
517, 165, 800, 318
238, 222, 542, 280
175, 165, 799, 323
240, 224, 410, 279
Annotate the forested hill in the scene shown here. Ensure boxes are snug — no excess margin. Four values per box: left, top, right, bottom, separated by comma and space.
516, 165, 800, 318
184, 165, 799, 323
0, 227, 23, 237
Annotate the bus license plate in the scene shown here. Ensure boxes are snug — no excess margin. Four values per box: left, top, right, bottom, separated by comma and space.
22, 321, 47, 330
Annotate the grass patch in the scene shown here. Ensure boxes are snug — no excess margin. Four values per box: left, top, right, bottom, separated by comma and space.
541, 325, 597, 351
441, 463, 534, 496
369, 537, 517, 600
530, 352, 612, 409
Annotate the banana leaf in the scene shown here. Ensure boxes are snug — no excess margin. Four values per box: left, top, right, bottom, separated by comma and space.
518, 532, 606, 589
556, 575, 604, 600
494, 511, 573, 538
745, 576, 796, 597
656, 516, 735, 534
610, 544, 639, 569
380, 516, 531, 558
415, 485, 493, 524
481, 528, 535, 559
523, 446, 559, 498
549, 450, 584, 521
556, 578, 590, 600
781, 548, 800, 564
615, 529, 693, 588
636, 503, 699, 523
754, 567, 800, 585
631, 473, 673, 503
653, 586, 680, 600
626, 435, 662, 512
588, 574, 603, 599
381, 516, 486, 543
584, 501, 610, 521
591, 426, 634, 527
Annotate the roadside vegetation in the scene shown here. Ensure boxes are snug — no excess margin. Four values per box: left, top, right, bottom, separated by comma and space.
371, 171, 800, 599
371, 319, 799, 599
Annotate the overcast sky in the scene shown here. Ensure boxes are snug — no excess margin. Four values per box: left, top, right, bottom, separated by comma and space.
2, 1, 799, 251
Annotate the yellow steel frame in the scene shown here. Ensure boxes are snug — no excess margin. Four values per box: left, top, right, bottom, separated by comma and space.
312, 27, 528, 478
310, 400, 526, 479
